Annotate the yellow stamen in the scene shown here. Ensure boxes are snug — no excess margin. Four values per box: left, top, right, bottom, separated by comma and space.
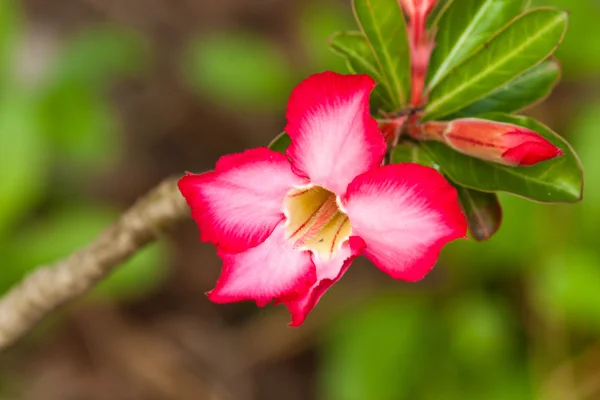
284, 186, 352, 261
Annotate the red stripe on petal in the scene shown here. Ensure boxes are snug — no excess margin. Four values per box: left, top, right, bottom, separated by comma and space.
283, 236, 365, 326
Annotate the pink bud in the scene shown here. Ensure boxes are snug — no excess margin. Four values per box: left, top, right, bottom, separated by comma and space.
400, 0, 438, 106
410, 118, 564, 166
400, 0, 438, 25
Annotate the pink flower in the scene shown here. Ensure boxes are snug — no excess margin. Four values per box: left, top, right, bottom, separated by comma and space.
409, 118, 564, 166
179, 72, 467, 326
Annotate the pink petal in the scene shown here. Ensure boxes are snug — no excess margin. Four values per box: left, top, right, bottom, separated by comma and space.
283, 236, 365, 326
501, 131, 564, 166
209, 223, 316, 306
285, 71, 386, 196
344, 163, 467, 281
178, 148, 306, 253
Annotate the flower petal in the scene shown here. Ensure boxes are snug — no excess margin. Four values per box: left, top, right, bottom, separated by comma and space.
283, 236, 365, 326
209, 223, 316, 306
285, 71, 386, 196
178, 148, 306, 253
344, 163, 467, 281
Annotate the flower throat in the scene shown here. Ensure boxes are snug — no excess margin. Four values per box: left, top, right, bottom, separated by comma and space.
283, 186, 351, 261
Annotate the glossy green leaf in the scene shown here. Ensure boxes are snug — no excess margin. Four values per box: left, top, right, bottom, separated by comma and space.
352, 0, 410, 110
450, 59, 560, 117
427, 0, 454, 29
328, 31, 393, 111
268, 132, 291, 154
329, 31, 381, 80
425, 8, 568, 121
455, 185, 503, 241
390, 141, 438, 169
422, 113, 583, 203
427, 0, 528, 88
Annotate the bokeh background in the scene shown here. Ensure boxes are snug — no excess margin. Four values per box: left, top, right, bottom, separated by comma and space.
0, 0, 598, 399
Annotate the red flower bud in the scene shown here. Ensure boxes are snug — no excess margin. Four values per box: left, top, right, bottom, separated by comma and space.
410, 118, 564, 166
400, 0, 438, 29
400, 0, 438, 106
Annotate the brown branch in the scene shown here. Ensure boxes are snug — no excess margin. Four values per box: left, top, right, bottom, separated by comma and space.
0, 176, 188, 351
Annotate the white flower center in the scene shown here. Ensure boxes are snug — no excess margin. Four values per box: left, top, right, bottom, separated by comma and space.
283, 185, 351, 261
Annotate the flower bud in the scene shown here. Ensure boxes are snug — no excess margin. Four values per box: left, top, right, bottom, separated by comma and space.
410, 118, 564, 166
400, 0, 438, 29
400, 0, 438, 106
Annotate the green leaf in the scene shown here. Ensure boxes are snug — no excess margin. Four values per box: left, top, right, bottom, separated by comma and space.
268, 132, 291, 154
455, 185, 502, 241
329, 32, 382, 79
352, 0, 411, 110
328, 31, 393, 111
449, 59, 560, 117
427, 0, 528, 88
422, 113, 583, 203
390, 141, 439, 169
427, 0, 454, 29
185, 32, 294, 109
425, 8, 568, 121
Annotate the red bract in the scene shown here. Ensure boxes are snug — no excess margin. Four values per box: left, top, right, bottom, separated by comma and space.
410, 118, 564, 166
179, 72, 467, 326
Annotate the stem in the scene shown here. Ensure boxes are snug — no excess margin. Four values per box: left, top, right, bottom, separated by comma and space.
0, 176, 188, 351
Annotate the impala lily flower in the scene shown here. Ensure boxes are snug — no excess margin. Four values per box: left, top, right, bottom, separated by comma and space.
179, 72, 467, 325
409, 118, 564, 166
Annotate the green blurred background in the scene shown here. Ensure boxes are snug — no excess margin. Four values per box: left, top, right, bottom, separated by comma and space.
0, 0, 598, 399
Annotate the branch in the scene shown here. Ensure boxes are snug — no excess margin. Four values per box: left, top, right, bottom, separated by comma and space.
0, 176, 188, 351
